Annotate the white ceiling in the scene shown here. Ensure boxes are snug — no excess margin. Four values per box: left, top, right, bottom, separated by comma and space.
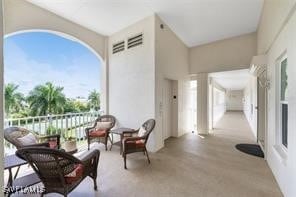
210, 69, 250, 90
27, 0, 264, 47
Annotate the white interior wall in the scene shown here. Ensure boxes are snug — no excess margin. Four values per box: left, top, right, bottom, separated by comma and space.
108, 16, 157, 151
226, 90, 244, 111
189, 33, 257, 74
108, 14, 190, 152
257, 1, 296, 196
155, 15, 190, 143
257, 0, 296, 54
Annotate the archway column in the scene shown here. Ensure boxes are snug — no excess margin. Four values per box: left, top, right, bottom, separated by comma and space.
197, 73, 209, 135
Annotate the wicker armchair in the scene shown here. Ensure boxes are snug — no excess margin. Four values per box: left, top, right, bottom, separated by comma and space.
4, 127, 61, 149
16, 147, 100, 196
85, 115, 116, 150
122, 119, 155, 169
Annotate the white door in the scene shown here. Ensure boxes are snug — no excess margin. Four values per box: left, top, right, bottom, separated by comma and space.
257, 75, 266, 150
163, 79, 172, 140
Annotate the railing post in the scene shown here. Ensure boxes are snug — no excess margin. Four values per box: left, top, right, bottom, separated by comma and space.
38, 117, 40, 134
32, 118, 35, 132
70, 113, 73, 137
25, 119, 28, 129
65, 114, 68, 139
78, 114, 81, 141
74, 113, 77, 140
61, 115, 64, 139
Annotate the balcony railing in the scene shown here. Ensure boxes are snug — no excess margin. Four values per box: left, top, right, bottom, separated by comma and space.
4, 111, 101, 153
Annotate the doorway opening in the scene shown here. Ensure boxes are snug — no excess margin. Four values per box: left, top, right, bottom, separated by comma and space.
189, 80, 197, 134
208, 69, 257, 134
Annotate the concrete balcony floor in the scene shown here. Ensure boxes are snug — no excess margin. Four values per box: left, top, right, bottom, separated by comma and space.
12, 112, 282, 197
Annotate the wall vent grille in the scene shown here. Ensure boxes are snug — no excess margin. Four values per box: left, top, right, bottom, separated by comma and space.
127, 33, 143, 49
112, 41, 125, 54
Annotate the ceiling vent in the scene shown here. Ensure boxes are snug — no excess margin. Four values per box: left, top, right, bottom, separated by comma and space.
112, 41, 125, 54
128, 33, 143, 49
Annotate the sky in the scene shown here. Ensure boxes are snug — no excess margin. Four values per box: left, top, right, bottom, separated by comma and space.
4, 32, 101, 99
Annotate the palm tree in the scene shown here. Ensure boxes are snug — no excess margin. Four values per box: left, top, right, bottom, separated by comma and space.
27, 82, 66, 116
5, 83, 25, 116
88, 90, 100, 111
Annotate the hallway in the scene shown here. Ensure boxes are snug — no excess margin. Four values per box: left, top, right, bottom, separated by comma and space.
213, 111, 256, 142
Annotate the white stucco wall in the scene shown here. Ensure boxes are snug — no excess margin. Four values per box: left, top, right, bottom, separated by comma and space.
108, 16, 157, 151
155, 16, 190, 145
4, 0, 106, 59
257, 0, 296, 54
257, 1, 296, 196
189, 33, 257, 74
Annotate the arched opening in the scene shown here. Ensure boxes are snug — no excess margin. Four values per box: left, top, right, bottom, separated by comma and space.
4, 30, 104, 153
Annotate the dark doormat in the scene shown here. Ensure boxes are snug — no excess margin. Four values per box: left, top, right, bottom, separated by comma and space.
235, 144, 264, 158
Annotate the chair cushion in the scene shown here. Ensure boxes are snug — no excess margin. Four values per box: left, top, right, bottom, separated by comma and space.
126, 140, 145, 148
17, 133, 37, 146
95, 122, 112, 130
135, 140, 145, 147
64, 164, 84, 184
138, 126, 146, 137
48, 140, 58, 149
89, 129, 106, 137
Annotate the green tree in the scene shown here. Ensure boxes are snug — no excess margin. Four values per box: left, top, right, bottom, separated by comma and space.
88, 90, 100, 111
74, 100, 89, 112
64, 99, 78, 113
27, 82, 66, 116
64, 99, 89, 113
5, 83, 25, 116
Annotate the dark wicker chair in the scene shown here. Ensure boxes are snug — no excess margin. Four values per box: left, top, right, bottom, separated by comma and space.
122, 119, 155, 169
16, 147, 100, 197
85, 115, 116, 150
4, 127, 61, 149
